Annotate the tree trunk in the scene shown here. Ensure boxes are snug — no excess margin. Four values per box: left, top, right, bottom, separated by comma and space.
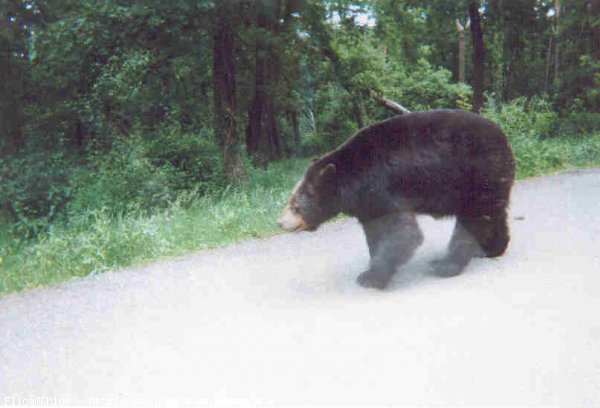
469, 2, 485, 113
289, 110, 301, 157
0, 23, 24, 155
553, 0, 560, 90
246, 8, 283, 167
456, 19, 469, 83
307, 108, 316, 134
246, 44, 281, 167
591, 0, 600, 62
544, 35, 553, 93
212, 3, 245, 183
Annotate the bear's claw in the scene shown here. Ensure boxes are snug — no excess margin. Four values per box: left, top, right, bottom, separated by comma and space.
430, 258, 465, 278
356, 269, 391, 289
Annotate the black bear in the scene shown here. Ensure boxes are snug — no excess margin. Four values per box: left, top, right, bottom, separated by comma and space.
278, 109, 515, 289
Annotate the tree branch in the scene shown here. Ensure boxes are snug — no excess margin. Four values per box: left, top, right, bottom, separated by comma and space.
371, 93, 411, 115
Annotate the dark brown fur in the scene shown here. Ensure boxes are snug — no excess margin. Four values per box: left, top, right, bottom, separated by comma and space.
283, 109, 515, 288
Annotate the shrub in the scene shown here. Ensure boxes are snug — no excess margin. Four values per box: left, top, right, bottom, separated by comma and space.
0, 157, 310, 294
68, 126, 223, 215
482, 96, 600, 178
395, 59, 472, 111
551, 112, 600, 138
68, 138, 174, 215
307, 84, 358, 153
144, 120, 224, 194
483, 96, 558, 140
0, 153, 73, 236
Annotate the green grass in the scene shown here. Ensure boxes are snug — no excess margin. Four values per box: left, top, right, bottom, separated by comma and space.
481, 100, 600, 178
0, 158, 309, 294
1, 129, 600, 295
510, 132, 600, 178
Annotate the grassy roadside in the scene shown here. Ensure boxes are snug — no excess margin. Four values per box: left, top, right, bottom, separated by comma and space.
510, 132, 600, 179
0, 159, 309, 294
1, 130, 600, 295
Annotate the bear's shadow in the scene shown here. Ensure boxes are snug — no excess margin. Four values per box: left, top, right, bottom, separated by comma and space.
334, 249, 454, 295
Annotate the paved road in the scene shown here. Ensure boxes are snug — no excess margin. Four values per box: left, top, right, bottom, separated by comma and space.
1, 169, 599, 406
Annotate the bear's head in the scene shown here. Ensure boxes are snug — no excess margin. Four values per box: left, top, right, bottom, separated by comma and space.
278, 161, 338, 232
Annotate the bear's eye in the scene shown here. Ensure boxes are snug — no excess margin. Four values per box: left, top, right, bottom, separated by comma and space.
293, 193, 311, 212
290, 201, 301, 213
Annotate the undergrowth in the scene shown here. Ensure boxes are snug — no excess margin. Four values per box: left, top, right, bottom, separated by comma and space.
0, 159, 308, 294
483, 98, 600, 177
2, 100, 600, 295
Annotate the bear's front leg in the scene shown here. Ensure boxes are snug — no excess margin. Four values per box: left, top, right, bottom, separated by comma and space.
357, 265, 395, 290
358, 212, 423, 289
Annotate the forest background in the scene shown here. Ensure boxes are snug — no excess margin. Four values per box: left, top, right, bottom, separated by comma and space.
1, 0, 599, 293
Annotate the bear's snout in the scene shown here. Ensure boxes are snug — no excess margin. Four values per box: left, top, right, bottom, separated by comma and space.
278, 205, 309, 232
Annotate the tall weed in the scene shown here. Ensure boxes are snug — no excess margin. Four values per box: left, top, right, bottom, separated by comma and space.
2, 98, 600, 294
0, 158, 308, 294
482, 97, 599, 177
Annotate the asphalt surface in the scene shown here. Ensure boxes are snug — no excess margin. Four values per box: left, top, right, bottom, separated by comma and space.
1, 168, 599, 407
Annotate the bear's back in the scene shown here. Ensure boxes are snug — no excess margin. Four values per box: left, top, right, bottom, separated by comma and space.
329, 109, 515, 218
353, 109, 507, 152
333, 109, 512, 173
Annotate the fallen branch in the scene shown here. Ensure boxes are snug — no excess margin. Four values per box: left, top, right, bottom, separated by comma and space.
371, 93, 411, 115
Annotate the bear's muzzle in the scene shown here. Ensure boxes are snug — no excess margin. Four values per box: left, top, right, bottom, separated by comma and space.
278, 205, 309, 232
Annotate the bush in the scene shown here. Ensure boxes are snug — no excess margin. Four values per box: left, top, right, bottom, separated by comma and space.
68, 138, 175, 215
145, 120, 224, 194
0, 157, 311, 294
0, 153, 73, 236
306, 58, 471, 155
483, 96, 558, 139
550, 112, 600, 138
395, 59, 472, 111
482, 96, 600, 178
307, 83, 358, 153
68, 126, 223, 215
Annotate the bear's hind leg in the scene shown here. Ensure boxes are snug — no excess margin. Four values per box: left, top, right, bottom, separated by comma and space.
431, 217, 488, 277
480, 212, 510, 258
358, 212, 423, 289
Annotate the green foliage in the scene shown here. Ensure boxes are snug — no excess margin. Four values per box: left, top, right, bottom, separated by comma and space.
395, 59, 472, 111
1, 0, 600, 294
553, 113, 600, 139
306, 23, 472, 153
0, 153, 72, 236
91, 49, 153, 123
308, 83, 358, 152
484, 96, 600, 143
22, 0, 212, 151
145, 120, 224, 192
69, 126, 223, 215
336, 32, 389, 96
69, 139, 174, 215
483, 97, 558, 140
1, 125, 223, 236
0, 158, 309, 294
483, 97, 600, 178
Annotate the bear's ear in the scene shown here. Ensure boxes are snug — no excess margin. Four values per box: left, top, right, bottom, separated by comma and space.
318, 163, 336, 180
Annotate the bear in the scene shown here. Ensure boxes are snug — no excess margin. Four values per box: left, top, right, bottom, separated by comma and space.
278, 109, 515, 289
